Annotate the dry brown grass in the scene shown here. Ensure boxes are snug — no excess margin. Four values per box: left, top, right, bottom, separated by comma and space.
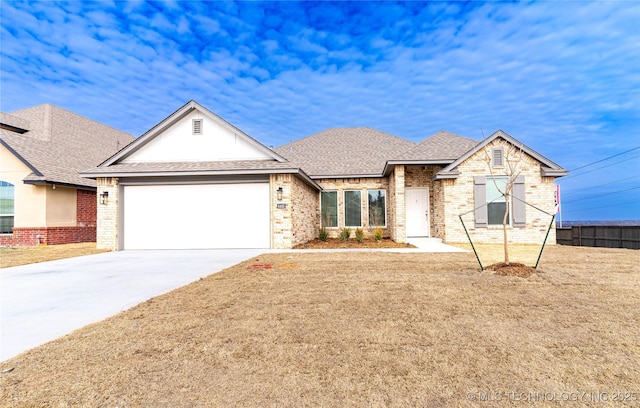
1, 245, 639, 407
0, 243, 107, 268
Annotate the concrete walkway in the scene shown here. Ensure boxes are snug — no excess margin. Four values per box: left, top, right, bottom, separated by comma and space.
1, 249, 263, 361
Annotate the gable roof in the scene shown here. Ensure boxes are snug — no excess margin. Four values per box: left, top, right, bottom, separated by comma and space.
82, 101, 321, 190
274, 127, 416, 178
382, 131, 479, 175
0, 104, 135, 189
100, 100, 287, 166
435, 129, 568, 179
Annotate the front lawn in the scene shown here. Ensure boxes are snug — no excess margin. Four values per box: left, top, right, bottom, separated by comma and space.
1, 246, 638, 407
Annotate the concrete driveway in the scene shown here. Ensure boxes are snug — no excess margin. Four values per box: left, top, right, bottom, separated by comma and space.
1, 249, 263, 361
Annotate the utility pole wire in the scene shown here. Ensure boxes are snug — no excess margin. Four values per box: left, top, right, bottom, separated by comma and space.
569, 146, 640, 172
563, 185, 640, 203
562, 154, 640, 179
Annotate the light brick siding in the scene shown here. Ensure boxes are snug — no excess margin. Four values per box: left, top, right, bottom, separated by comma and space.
389, 166, 405, 242
270, 174, 318, 249
443, 139, 557, 244
316, 177, 392, 239
96, 177, 119, 250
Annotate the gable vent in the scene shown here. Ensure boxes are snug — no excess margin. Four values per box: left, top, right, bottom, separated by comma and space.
492, 148, 503, 167
192, 119, 203, 135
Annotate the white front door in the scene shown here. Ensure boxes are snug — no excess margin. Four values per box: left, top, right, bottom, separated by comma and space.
406, 188, 430, 237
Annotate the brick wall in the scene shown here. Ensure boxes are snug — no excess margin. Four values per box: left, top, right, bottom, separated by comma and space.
316, 177, 391, 239
0, 189, 97, 246
390, 166, 405, 242
291, 175, 319, 246
443, 139, 557, 244
76, 189, 97, 226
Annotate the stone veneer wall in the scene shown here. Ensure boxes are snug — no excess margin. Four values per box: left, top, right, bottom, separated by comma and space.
96, 177, 119, 250
317, 177, 391, 239
270, 173, 319, 249
443, 139, 557, 244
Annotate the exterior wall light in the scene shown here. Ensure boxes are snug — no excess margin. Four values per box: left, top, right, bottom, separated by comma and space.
100, 191, 109, 205
276, 187, 283, 201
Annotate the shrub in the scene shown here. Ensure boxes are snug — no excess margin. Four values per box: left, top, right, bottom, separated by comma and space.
355, 228, 365, 243
373, 226, 383, 241
339, 227, 351, 242
318, 226, 329, 242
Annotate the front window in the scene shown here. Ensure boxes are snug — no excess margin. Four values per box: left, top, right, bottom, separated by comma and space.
368, 189, 386, 227
344, 190, 362, 227
0, 180, 15, 234
320, 191, 338, 227
487, 177, 509, 225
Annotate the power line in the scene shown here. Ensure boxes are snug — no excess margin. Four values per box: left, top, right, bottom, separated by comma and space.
563, 185, 640, 203
560, 174, 640, 193
569, 145, 640, 172
562, 154, 640, 179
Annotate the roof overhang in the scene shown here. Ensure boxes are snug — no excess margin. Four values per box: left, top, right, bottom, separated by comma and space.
541, 167, 569, 177
81, 167, 322, 191
382, 160, 453, 176
23, 179, 96, 191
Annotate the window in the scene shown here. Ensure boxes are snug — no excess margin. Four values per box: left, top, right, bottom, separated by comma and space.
320, 191, 337, 227
474, 176, 526, 228
492, 148, 504, 167
344, 190, 362, 227
487, 177, 509, 225
0, 181, 15, 234
368, 189, 386, 227
192, 119, 203, 135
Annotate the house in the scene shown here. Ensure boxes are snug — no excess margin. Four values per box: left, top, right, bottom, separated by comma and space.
0, 104, 134, 246
81, 100, 567, 251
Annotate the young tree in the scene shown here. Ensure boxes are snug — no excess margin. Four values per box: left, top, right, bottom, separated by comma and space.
483, 142, 525, 263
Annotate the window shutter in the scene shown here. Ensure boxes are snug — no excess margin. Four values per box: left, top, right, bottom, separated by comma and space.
474, 176, 487, 228
512, 175, 526, 227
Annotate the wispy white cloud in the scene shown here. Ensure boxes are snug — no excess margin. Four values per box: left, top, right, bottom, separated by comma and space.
1, 0, 638, 220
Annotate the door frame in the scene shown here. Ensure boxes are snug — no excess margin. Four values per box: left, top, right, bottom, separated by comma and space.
405, 187, 430, 237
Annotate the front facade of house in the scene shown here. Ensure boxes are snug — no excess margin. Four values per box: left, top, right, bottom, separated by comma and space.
83, 101, 567, 251
0, 104, 134, 246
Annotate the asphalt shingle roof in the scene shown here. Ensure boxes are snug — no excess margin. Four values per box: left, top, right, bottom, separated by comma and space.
1, 104, 134, 188
394, 131, 479, 161
274, 127, 416, 177
82, 160, 299, 175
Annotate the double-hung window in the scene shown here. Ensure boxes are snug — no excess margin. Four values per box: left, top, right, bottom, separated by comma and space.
368, 189, 386, 227
0, 181, 15, 234
320, 191, 338, 227
344, 190, 362, 227
486, 177, 509, 225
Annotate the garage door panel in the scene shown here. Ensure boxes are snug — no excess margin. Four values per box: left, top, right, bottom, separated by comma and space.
124, 184, 269, 249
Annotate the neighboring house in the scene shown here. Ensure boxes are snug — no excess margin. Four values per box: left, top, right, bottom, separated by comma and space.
81, 100, 567, 251
0, 104, 134, 246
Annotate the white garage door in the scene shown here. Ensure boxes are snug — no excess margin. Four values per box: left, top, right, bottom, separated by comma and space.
123, 183, 270, 250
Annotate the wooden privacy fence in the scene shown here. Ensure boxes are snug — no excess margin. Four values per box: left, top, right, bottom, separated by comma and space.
556, 225, 640, 249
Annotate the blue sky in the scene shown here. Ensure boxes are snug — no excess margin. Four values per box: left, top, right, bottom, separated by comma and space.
1, 1, 638, 221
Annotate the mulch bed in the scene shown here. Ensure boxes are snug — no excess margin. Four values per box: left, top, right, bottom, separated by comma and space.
486, 262, 538, 278
293, 238, 415, 249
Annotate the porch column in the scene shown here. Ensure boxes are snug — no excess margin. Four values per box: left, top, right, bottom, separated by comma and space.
393, 165, 406, 243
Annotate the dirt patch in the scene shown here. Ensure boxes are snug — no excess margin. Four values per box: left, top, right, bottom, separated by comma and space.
294, 237, 414, 249
1, 245, 639, 407
486, 262, 538, 278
